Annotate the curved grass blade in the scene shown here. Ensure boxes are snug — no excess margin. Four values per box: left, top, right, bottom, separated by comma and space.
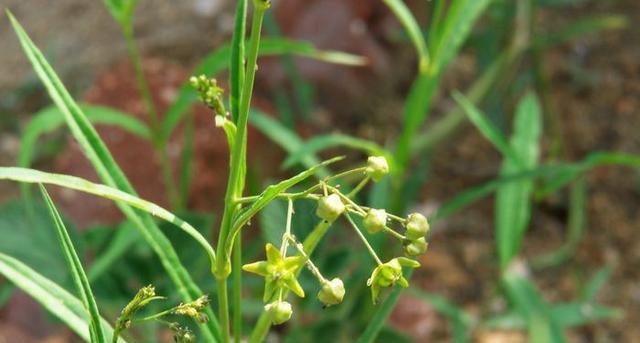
0, 167, 216, 270
382, 0, 429, 70
0, 253, 126, 342
40, 185, 105, 343
452, 91, 521, 166
227, 156, 344, 251
283, 133, 390, 169
161, 38, 367, 141
7, 12, 220, 340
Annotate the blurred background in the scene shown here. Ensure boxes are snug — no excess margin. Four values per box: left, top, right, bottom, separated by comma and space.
0, 0, 639, 342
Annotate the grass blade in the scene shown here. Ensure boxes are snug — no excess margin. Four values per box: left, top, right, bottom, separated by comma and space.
283, 133, 390, 169
0, 252, 126, 342
178, 113, 195, 210
7, 12, 220, 340
0, 167, 216, 270
381, 0, 429, 70
228, 156, 344, 249
40, 185, 105, 343
453, 91, 521, 165
496, 93, 542, 269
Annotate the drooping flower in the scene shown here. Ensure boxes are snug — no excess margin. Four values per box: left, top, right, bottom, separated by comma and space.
317, 277, 345, 306
264, 300, 292, 325
366, 156, 390, 181
367, 258, 420, 304
404, 237, 428, 257
316, 194, 346, 222
363, 208, 387, 234
405, 213, 429, 240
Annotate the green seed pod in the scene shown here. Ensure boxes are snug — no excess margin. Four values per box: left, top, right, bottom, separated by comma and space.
316, 194, 345, 221
405, 213, 429, 240
366, 156, 389, 182
363, 208, 387, 234
317, 278, 345, 306
264, 300, 293, 325
404, 237, 428, 257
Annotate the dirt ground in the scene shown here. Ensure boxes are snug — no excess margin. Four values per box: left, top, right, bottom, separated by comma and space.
1, 0, 639, 342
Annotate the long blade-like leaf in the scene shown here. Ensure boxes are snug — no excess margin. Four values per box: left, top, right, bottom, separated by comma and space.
381, 0, 429, 70
40, 185, 105, 343
496, 93, 542, 269
0, 253, 126, 343
7, 12, 220, 340
228, 156, 344, 250
283, 133, 390, 169
0, 167, 216, 269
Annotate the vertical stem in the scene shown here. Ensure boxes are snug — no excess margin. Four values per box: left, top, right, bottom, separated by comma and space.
122, 24, 179, 208
216, 2, 269, 343
229, 2, 248, 341
217, 277, 230, 343
232, 236, 242, 343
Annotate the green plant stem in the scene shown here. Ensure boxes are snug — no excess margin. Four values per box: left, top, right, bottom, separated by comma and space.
344, 213, 383, 265
216, 277, 230, 343
232, 237, 242, 343
216, 2, 269, 342
122, 24, 179, 209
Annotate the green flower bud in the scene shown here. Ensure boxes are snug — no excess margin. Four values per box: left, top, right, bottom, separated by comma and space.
366, 156, 389, 181
317, 278, 345, 306
367, 258, 420, 303
316, 194, 345, 221
405, 213, 429, 240
264, 300, 292, 325
404, 237, 428, 257
363, 209, 387, 234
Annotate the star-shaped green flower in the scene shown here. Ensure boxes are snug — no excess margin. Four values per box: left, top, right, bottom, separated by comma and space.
243, 243, 307, 301
367, 257, 420, 304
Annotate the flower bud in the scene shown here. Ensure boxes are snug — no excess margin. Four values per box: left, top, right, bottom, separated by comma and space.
404, 237, 428, 257
366, 156, 389, 181
317, 278, 345, 306
316, 194, 345, 222
405, 213, 429, 240
363, 209, 387, 234
264, 300, 292, 325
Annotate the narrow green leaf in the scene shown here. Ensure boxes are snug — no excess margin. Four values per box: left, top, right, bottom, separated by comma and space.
102, 0, 138, 26
579, 267, 613, 302
0, 167, 216, 270
496, 93, 542, 269
0, 253, 126, 342
179, 113, 195, 210
452, 91, 521, 165
162, 38, 366, 141
228, 156, 344, 250
535, 15, 627, 48
40, 185, 105, 343
283, 133, 390, 169
381, 0, 429, 70
502, 272, 567, 343
429, 0, 493, 76
7, 12, 220, 340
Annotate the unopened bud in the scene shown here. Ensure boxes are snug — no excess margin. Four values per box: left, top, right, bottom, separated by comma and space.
317, 278, 345, 306
404, 237, 428, 257
316, 194, 345, 222
265, 300, 292, 325
363, 208, 387, 234
366, 156, 389, 182
405, 213, 429, 240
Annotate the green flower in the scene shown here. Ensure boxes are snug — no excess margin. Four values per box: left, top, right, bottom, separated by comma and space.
366, 156, 389, 181
317, 278, 345, 306
264, 300, 292, 325
173, 295, 210, 323
243, 243, 306, 301
405, 213, 429, 240
363, 208, 387, 234
404, 237, 428, 257
316, 194, 345, 222
367, 258, 420, 304
189, 74, 226, 116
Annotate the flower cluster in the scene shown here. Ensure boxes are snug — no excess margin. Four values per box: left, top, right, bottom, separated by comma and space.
242, 156, 430, 324
112, 285, 209, 342
189, 74, 227, 117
